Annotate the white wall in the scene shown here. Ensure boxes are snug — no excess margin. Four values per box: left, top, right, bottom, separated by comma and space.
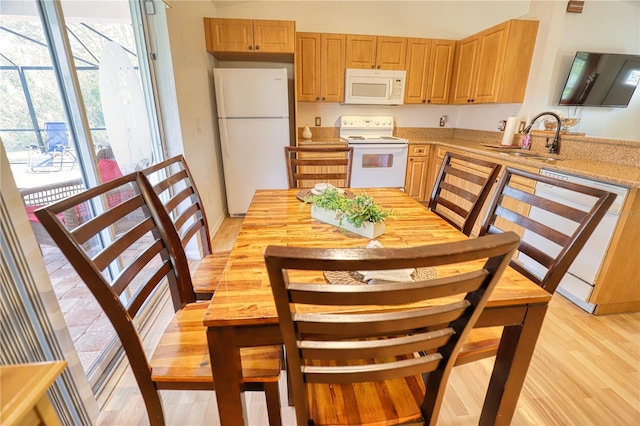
548, 0, 640, 140
162, 0, 228, 236
158, 0, 639, 232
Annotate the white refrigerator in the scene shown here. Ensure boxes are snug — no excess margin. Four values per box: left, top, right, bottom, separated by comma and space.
213, 68, 290, 216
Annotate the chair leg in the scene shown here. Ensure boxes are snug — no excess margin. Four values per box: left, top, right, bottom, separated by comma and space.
142, 390, 165, 426
287, 364, 294, 407
264, 381, 282, 426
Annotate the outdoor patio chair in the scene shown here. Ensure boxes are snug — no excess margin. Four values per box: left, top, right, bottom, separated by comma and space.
27, 121, 76, 172
265, 232, 520, 426
35, 172, 282, 426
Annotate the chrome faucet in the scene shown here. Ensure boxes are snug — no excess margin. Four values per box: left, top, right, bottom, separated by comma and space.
522, 112, 562, 154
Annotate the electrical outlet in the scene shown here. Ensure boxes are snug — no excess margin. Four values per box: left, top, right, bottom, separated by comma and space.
315, 116, 321, 126
439, 116, 447, 127
498, 120, 507, 131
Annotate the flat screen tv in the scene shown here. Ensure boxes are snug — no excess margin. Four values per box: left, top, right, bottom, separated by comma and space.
558, 51, 640, 107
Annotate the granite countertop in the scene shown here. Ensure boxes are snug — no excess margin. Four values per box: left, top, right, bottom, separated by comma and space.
409, 138, 640, 189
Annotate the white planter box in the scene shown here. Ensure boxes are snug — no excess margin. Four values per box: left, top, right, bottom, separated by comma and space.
311, 205, 385, 239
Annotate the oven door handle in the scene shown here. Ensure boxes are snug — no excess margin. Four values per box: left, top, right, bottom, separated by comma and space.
348, 143, 408, 149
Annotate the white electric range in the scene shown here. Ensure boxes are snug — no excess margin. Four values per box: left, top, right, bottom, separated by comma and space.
339, 115, 408, 188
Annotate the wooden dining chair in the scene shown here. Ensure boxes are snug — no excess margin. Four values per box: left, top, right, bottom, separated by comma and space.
35, 172, 282, 426
285, 146, 354, 189
141, 155, 230, 300
456, 167, 616, 365
265, 232, 520, 426
428, 151, 501, 236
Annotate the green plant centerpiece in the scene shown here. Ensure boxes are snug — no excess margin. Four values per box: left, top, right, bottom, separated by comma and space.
305, 188, 390, 238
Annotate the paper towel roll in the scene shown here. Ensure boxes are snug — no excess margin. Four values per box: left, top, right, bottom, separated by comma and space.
501, 116, 518, 146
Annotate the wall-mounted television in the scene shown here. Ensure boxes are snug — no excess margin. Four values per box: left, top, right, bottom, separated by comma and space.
558, 51, 640, 107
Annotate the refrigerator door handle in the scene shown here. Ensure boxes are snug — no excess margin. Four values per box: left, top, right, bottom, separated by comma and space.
219, 119, 231, 160
215, 72, 226, 118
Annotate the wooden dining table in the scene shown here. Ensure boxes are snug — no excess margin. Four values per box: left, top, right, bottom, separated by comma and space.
204, 188, 552, 426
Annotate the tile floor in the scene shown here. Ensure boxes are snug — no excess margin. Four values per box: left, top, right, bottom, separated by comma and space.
41, 244, 116, 372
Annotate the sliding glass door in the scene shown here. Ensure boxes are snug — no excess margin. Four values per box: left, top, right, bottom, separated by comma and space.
0, 0, 164, 391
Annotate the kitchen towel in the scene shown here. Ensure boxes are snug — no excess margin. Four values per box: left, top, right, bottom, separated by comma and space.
501, 116, 518, 146
358, 240, 415, 283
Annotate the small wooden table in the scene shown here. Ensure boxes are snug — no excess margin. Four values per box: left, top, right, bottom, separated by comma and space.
0, 361, 67, 425
204, 188, 551, 425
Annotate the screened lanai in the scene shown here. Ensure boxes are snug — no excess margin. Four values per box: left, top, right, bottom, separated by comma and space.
1, 1, 144, 190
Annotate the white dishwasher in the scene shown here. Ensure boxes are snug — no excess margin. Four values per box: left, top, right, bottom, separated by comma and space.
522, 169, 629, 313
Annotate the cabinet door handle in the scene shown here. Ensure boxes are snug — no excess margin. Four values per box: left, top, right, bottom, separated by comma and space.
321, 97, 325, 100
248, 46, 253, 50
316, 97, 320, 101
255, 45, 260, 50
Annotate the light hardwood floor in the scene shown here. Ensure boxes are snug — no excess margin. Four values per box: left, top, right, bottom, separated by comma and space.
97, 217, 640, 425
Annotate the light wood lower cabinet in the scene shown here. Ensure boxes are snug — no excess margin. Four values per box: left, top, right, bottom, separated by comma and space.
589, 188, 640, 314
404, 144, 430, 201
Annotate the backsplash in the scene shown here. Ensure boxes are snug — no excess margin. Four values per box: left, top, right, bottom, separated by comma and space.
519, 132, 640, 167
297, 126, 339, 140
297, 126, 640, 167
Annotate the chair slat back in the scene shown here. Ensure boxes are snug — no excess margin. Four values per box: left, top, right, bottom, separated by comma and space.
429, 152, 501, 236
265, 232, 520, 425
285, 146, 354, 189
481, 167, 616, 293
35, 172, 195, 322
142, 155, 212, 255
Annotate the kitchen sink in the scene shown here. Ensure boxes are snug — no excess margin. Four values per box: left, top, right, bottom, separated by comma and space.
499, 151, 563, 162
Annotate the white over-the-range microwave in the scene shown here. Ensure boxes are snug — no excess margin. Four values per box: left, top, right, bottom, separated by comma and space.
343, 68, 406, 105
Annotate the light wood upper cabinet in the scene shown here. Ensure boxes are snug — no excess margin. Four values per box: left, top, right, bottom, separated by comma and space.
449, 19, 539, 104
204, 18, 295, 61
404, 38, 455, 104
449, 35, 481, 104
296, 32, 346, 102
345, 35, 407, 70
